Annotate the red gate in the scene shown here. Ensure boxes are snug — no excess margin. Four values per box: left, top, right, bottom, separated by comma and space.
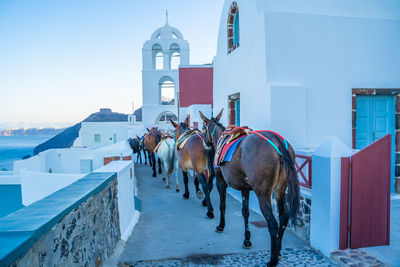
340, 134, 391, 249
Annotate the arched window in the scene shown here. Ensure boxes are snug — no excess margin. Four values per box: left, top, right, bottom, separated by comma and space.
170, 44, 180, 69
156, 111, 178, 123
159, 76, 175, 105
227, 2, 239, 54
152, 44, 163, 70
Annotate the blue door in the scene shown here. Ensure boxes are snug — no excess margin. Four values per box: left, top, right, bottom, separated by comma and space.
356, 95, 395, 192
235, 99, 240, 126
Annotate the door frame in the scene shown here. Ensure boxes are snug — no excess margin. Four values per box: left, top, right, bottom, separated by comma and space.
352, 88, 400, 193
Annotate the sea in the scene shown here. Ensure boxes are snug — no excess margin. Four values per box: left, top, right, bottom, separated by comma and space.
0, 135, 53, 171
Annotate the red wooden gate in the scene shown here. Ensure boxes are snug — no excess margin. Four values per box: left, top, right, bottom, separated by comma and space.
340, 134, 391, 249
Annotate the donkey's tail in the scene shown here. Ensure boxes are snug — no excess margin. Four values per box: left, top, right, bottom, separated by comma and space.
167, 140, 175, 176
281, 145, 301, 226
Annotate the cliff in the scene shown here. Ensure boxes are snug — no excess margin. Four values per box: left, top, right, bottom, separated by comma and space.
33, 109, 128, 155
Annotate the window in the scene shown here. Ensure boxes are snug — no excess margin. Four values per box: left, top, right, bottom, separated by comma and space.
159, 76, 175, 105
94, 134, 101, 143
113, 134, 117, 143
157, 111, 178, 123
227, 2, 239, 54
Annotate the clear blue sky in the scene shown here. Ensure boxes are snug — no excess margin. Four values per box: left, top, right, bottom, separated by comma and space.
0, 0, 223, 126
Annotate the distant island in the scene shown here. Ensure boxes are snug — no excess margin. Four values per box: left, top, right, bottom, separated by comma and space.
0, 128, 65, 136
33, 108, 129, 155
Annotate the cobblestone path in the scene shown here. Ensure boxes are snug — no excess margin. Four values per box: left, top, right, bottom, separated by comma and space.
118, 164, 336, 267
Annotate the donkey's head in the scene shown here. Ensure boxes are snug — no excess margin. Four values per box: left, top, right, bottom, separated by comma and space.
199, 109, 223, 147
169, 116, 190, 140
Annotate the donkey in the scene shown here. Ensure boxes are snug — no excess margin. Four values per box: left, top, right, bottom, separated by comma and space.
170, 118, 216, 219
139, 135, 149, 165
155, 135, 179, 192
200, 110, 301, 267
128, 137, 142, 163
144, 128, 162, 177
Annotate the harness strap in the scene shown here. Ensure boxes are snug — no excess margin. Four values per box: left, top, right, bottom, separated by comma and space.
250, 131, 283, 156
195, 131, 203, 141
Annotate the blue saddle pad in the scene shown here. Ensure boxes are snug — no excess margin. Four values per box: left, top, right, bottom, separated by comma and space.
223, 136, 245, 162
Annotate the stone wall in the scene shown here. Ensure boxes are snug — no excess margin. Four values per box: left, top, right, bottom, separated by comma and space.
11, 178, 120, 267
289, 191, 311, 242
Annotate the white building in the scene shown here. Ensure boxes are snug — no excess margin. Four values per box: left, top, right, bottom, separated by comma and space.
141, 16, 189, 126
75, 121, 129, 148
213, 0, 400, 191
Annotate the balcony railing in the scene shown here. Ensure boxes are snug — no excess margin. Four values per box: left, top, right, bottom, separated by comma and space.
295, 154, 312, 189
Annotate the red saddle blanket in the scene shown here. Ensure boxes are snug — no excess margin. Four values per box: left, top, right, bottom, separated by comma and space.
217, 136, 246, 166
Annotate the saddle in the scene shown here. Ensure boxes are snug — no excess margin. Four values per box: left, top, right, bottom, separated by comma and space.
154, 133, 174, 153
214, 126, 252, 166
176, 129, 202, 150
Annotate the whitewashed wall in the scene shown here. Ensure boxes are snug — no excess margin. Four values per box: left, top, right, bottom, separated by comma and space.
20, 169, 85, 206
214, 0, 400, 150
78, 122, 129, 148
179, 104, 212, 126
94, 160, 139, 241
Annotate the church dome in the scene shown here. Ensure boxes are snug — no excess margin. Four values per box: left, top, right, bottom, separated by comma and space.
150, 22, 184, 40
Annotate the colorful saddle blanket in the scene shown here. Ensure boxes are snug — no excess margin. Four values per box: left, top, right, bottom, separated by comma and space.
154, 134, 174, 153
176, 129, 201, 150
218, 136, 245, 164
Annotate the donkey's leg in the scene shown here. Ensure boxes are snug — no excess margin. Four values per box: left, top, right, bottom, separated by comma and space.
198, 173, 214, 219
138, 151, 142, 164
276, 190, 289, 257
241, 189, 252, 248
203, 172, 214, 207
216, 172, 227, 233
174, 158, 180, 192
147, 151, 151, 166
182, 171, 190, 199
151, 153, 157, 177
158, 158, 162, 174
194, 175, 203, 199
258, 195, 279, 267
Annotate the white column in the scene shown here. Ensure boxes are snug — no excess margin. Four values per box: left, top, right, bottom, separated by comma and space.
310, 136, 352, 256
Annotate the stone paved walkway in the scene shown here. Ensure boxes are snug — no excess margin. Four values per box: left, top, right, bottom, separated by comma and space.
118, 164, 336, 266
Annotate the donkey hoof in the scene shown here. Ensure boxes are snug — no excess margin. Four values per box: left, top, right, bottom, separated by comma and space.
196, 191, 204, 199
176, 188, 180, 192
267, 260, 278, 267
183, 193, 189, 199
216, 226, 224, 233
202, 199, 207, 207
162, 177, 166, 181
165, 185, 170, 189
206, 212, 214, 219
158, 170, 162, 174
242, 240, 252, 249
152, 173, 156, 177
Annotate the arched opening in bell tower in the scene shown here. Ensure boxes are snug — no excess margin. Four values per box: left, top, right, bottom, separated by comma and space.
159, 76, 175, 105
170, 43, 180, 69
152, 44, 163, 70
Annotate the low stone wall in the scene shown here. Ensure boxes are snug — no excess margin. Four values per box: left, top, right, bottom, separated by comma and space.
0, 172, 122, 267
289, 189, 311, 242
12, 179, 120, 267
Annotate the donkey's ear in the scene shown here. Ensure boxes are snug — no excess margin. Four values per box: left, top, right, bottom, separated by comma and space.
169, 119, 178, 128
215, 109, 224, 122
184, 116, 189, 125
147, 128, 150, 132
136, 135, 140, 139
199, 111, 210, 124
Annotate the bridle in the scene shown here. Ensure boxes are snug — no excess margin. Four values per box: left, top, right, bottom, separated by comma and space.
203, 122, 218, 151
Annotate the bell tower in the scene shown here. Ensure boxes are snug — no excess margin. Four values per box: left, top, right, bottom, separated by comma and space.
141, 14, 190, 125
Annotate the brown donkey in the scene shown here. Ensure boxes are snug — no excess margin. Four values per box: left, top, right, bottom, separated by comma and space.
144, 127, 162, 177
200, 110, 301, 267
170, 118, 216, 219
